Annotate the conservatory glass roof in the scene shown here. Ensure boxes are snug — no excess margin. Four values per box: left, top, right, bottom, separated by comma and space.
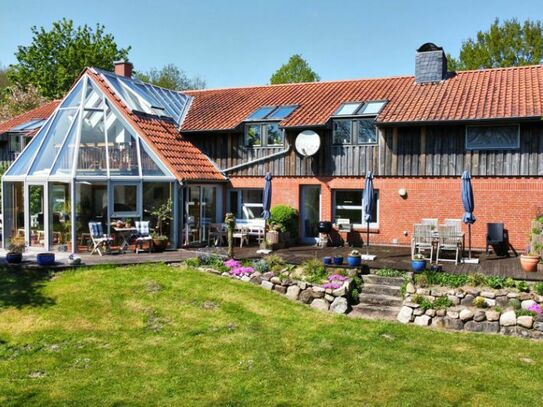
4, 74, 174, 181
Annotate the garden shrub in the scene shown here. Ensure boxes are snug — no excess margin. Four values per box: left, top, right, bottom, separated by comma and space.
302, 258, 327, 284
270, 205, 298, 239
467, 273, 486, 287
473, 296, 488, 308
252, 259, 270, 273
515, 309, 536, 317
414, 274, 429, 288
509, 298, 521, 310
433, 296, 453, 310
516, 281, 530, 292
263, 254, 285, 272
535, 282, 543, 296
375, 268, 404, 278
184, 257, 201, 268
198, 254, 228, 272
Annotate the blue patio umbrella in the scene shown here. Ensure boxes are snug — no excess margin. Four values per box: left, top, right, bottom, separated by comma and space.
461, 170, 476, 259
363, 171, 375, 256
262, 172, 272, 220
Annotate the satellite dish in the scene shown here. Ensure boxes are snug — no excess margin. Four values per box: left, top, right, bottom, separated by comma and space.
295, 130, 321, 157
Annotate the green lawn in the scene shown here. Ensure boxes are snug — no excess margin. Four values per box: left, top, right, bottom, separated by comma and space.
1, 264, 542, 406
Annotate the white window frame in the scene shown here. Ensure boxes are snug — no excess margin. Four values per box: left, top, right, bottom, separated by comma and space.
332, 189, 379, 228
110, 181, 141, 218
228, 189, 264, 219
465, 124, 520, 150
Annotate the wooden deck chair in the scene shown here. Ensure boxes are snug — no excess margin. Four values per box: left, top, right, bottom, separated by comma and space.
437, 225, 461, 265
135, 221, 153, 253
411, 223, 434, 261
88, 222, 112, 256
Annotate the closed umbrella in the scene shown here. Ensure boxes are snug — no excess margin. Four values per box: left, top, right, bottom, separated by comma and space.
362, 171, 375, 259
262, 172, 272, 220
461, 170, 476, 260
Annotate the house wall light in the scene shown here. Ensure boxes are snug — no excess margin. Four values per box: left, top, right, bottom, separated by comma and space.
398, 188, 408, 198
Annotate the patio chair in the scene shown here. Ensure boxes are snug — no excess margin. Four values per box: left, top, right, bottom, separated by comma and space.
135, 221, 153, 253
88, 222, 113, 256
486, 223, 517, 257
436, 225, 462, 265
421, 218, 438, 229
411, 224, 434, 261
233, 225, 249, 248
208, 223, 227, 247
444, 218, 462, 233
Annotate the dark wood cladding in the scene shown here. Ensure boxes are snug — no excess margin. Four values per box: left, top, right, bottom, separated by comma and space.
188, 122, 543, 177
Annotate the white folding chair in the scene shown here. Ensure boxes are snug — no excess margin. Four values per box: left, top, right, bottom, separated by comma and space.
233, 225, 249, 248
88, 222, 112, 256
135, 221, 153, 253
411, 223, 434, 261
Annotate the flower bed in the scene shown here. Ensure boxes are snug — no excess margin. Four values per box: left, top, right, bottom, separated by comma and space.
399, 273, 543, 339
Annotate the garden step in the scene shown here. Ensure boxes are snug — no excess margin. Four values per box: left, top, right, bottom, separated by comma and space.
350, 304, 402, 320
362, 274, 405, 286
360, 283, 401, 297
358, 293, 403, 307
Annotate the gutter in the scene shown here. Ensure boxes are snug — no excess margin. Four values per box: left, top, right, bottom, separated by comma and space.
222, 141, 292, 174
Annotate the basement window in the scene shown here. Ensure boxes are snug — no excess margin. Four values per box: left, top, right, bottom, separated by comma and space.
465, 125, 520, 150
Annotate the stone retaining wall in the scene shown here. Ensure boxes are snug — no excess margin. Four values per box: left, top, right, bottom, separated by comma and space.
399, 283, 543, 339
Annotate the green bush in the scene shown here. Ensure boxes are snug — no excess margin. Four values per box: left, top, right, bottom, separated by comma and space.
516, 281, 530, 292
473, 296, 488, 309
414, 274, 429, 288
270, 205, 298, 239
253, 259, 270, 273
423, 271, 468, 288
467, 273, 486, 287
535, 282, 543, 296
516, 309, 536, 317
509, 298, 521, 310
302, 258, 327, 284
433, 297, 453, 310
375, 268, 405, 278
485, 276, 507, 289
263, 254, 285, 272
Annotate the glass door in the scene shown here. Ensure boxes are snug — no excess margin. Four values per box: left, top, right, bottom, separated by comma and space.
28, 184, 45, 248
300, 186, 321, 244
184, 186, 218, 245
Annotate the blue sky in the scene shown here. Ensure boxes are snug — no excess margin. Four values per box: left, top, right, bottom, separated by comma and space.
1, 0, 542, 88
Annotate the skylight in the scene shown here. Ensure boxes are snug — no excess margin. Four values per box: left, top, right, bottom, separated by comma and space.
335, 103, 362, 116
10, 119, 46, 132
246, 105, 298, 121
334, 101, 387, 116
359, 101, 387, 115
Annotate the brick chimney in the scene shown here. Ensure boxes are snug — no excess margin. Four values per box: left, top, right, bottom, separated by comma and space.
114, 60, 133, 78
415, 43, 448, 84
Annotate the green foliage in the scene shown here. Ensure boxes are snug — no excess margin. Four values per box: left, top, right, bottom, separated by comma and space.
269, 205, 298, 239
263, 254, 285, 272
134, 63, 206, 91
375, 268, 405, 278
423, 271, 468, 288
473, 297, 488, 309
270, 54, 320, 84
448, 18, 543, 71
301, 258, 327, 284
534, 282, 543, 296
414, 274, 429, 288
485, 276, 508, 289
9, 18, 130, 98
184, 257, 201, 268
433, 297, 454, 310
466, 273, 486, 287
7, 241, 25, 254
151, 199, 173, 237
252, 259, 270, 274
516, 281, 530, 292
515, 309, 536, 317
509, 298, 522, 310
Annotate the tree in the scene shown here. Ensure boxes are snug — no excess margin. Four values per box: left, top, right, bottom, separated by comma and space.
9, 18, 130, 99
270, 54, 320, 84
0, 84, 47, 122
448, 18, 543, 71
135, 64, 206, 90
0, 65, 10, 90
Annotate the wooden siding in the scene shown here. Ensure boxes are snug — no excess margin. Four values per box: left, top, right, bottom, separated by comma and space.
189, 122, 543, 177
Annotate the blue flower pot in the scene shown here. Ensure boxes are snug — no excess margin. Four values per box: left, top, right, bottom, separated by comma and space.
6, 252, 22, 264
333, 256, 343, 265
37, 253, 55, 267
347, 256, 361, 267
323, 256, 333, 265
411, 260, 426, 273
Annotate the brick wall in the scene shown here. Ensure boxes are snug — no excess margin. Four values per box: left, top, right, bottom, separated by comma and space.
228, 176, 542, 251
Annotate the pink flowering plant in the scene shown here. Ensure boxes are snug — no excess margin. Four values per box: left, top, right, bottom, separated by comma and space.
224, 259, 254, 277
322, 282, 342, 290
527, 303, 542, 314
328, 274, 348, 282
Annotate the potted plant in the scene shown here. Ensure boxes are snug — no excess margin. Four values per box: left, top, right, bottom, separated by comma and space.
37, 252, 55, 266
269, 205, 298, 246
6, 240, 25, 264
521, 249, 540, 273
347, 250, 362, 267
333, 255, 343, 265
411, 253, 427, 272
125, 218, 133, 228
323, 256, 333, 265
151, 199, 173, 252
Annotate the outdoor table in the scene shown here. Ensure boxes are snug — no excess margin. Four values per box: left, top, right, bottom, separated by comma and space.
113, 227, 137, 253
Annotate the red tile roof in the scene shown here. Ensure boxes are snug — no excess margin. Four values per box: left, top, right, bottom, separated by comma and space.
88, 70, 224, 181
0, 100, 60, 135
181, 64, 543, 131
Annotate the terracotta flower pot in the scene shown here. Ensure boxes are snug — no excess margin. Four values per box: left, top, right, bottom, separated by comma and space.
520, 254, 540, 272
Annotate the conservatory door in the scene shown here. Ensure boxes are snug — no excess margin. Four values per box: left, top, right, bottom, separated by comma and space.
27, 183, 47, 248
184, 186, 219, 245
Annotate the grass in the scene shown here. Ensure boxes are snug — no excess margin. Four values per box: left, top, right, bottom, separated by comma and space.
1, 264, 543, 406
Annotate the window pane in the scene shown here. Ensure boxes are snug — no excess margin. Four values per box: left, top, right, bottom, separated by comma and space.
334, 189, 378, 226
336, 190, 362, 206
241, 189, 263, 219
246, 124, 262, 147
466, 126, 519, 150
113, 185, 138, 213
360, 101, 386, 115
357, 119, 377, 144
83, 80, 104, 110
29, 108, 78, 176
267, 106, 296, 119
335, 103, 361, 115
335, 208, 362, 224
77, 109, 107, 176
106, 104, 139, 176
246, 106, 275, 120
140, 139, 168, 176
50, 112, 80, 176
333, 120, 352, 144
60, 79, 84, 108
266, 123, 283, 145
143, 182, 171, 237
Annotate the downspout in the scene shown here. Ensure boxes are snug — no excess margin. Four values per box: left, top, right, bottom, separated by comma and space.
222, 140, 291, 174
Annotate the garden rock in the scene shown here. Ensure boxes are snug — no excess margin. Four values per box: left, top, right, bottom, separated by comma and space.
517, 316, 534, 329
273, 285, 287, 294
484, 298, 496, 307
332, 286, 346, 297
241, 276, 251, 283
311, 289, 325, 299
534, 322, 543, 332
299, 289, 313, 304
464, 287, 480, 296
474, 310, 486, 322
447, 295, 460, 305
311, 299, 329, 311
297, 281, 307, 290
270, 277, 282, 284
286, 285, 300, 300
519, 292, 532, 301
460, 294, 475, 306
495, 296, 509, 307
481, 291, 495, 299
330, 297, 349, 314
262, 272, 274, 281
446, 310, 459, 319
432, 317, 445, 328
406, 282, 416, 294
425, 309, 436, 317
486, 310, 500, 321
397, 306, 413, 324
250, 275, 262, 285
414, 315, 431, 326
460, 309, 474, 321
464, 321, 499, 333
500, 310, 517, 327
507, 292, 519, 298
325, 294, 335, 302
413, 308, 424, 316
261, 281, 274, 290
521, 300, 537, 310
444, 317, 464, 330
436, 309, 446, 317
416, 288, 430, 295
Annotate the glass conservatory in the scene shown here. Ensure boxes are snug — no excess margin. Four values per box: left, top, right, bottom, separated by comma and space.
1, 73, 184, 253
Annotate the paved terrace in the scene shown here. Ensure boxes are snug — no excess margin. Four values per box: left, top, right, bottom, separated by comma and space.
0, 245, 540, 281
